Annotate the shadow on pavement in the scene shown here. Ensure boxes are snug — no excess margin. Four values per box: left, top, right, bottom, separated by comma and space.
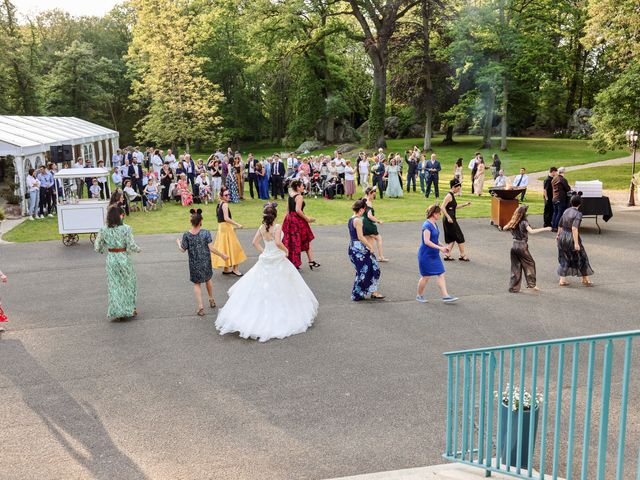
0, 339, 148, 480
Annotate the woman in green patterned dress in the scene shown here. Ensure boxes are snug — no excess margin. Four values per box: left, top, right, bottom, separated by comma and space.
95, 205, 141, 320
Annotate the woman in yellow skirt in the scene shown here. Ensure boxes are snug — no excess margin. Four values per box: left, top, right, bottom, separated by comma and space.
213, 186, 247, 276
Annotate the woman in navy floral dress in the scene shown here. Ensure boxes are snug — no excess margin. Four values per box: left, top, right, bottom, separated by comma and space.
225, 160, 240, 203
347, 199, 384, 301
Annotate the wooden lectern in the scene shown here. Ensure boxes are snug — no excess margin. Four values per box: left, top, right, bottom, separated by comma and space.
491, 197, 519, 229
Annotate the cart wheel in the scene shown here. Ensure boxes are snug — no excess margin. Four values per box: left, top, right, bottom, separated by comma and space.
89, 232, 97, 244
490, 221, 494, 226
62, 235, 74, 246
71, 234, 80, 245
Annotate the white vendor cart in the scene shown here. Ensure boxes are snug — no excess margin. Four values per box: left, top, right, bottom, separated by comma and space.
54, 167, 111, 246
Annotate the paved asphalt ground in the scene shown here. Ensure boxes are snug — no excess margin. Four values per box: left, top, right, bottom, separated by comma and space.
1, 210, 639, 480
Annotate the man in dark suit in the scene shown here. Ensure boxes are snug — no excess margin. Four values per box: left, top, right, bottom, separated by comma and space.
270, 154, 285, 199
246, 153, 260, 199
184, 154, 197, 192
425, 153, 442, 198
405, 149, 418, 192
128, 158, 144, 194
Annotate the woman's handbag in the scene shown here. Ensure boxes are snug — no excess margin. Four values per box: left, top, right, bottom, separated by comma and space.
24, 191, 30, 200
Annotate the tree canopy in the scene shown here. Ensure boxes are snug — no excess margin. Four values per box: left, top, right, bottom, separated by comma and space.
0, 0, 635, 152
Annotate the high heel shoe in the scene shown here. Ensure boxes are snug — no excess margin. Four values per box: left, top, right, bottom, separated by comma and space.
308, 261, 321, 270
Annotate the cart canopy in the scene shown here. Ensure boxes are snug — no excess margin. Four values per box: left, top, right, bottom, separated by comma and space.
55, 167, 110, 179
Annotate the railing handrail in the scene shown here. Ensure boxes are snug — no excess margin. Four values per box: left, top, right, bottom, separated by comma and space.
443, 330, 640, 356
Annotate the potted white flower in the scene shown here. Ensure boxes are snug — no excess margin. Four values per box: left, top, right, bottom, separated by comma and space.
494, 384, 543, 469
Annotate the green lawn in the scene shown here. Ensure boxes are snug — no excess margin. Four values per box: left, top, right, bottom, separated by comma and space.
4, 185, 545, 243
5, 136, 625, 243
193, 135, 627, 176
562, 164, 635, 191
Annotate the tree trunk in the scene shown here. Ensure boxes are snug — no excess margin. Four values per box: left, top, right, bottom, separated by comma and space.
481, 87, 496, 149
422, 0, 434, 152
441, 125, 455, 145
500, 79, 508, 151
565, 39, 584, 125
369, 61, 387, 149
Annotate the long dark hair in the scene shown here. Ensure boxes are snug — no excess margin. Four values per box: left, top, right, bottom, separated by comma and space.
504, 205, 528, 230
106, 205, 123, 228
109, 190, 123, 206
263, 205, 277, 231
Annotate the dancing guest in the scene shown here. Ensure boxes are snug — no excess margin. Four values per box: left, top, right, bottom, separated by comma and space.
504, 205, 551, 293
177, 209, 228, 316
385, 158, 403, 198
542, 167, 558, 227
348, 199, 384, 301
94, 205, 141, 321
225, 158, 241, 203
416, 204, 458, 304
283, 180, 320, 270
363, 187, 388, 262
557, 195, 594, 287
473, 158, 486, 196
442, 179, 471, 261
215, 204, 318, 342
246, 153, 259, 199
212, 186, 246, 276
468, 152, 480, 194
453, 158, 463, 183
418, 154, 428, 193
372, 157, 385, 199
344, 160, 356, 200
405, 149, 418, 192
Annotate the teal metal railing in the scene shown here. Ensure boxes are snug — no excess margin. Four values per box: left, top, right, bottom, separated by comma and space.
443, 330, 640, 479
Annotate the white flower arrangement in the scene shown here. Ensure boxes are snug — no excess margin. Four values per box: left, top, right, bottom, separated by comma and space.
495, 384, 543, 411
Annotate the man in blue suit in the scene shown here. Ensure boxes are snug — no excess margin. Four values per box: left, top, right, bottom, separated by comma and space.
425, 153, 441, 198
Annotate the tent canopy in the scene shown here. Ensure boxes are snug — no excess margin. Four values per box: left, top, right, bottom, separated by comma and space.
0, 116, 119, 157
55, 167, 110, 179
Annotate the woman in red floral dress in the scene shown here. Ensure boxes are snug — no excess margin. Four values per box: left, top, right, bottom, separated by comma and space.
282, 180, 321, 270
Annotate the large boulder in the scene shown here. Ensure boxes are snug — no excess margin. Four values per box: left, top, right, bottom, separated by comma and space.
356, 120, 369, 139
334, 120, 360, 143
295, 140, 323, 154
384, 116, 400, 138
336, 144, 357, 154
406, 123, 424, 138
568, 107, 593, 137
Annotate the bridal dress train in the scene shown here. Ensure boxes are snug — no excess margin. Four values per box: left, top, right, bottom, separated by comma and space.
215, 226, 318, 342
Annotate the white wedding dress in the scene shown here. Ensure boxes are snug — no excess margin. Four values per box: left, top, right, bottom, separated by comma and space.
215, 225, 318, 342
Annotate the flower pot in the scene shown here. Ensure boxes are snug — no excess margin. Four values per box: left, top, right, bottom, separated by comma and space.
499, 402, 539, 469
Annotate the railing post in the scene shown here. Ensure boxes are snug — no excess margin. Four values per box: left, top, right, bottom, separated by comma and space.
538, 345, 552, 478
453, 356, 460, 459
462, 355, 470, 461
615, 338, 632, 480
446, 355, 454, 457
478, 353, 487, 465
580, 341, 596, 480
526, 347, 538, 478
485, 353, 496, 475
516, 347, 527, 474
566, 343, 580, 480
597, 340, 614, 480
552, 344, 565, 479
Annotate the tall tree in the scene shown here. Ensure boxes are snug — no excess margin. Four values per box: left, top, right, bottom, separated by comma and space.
44, 40, 115, 123
0, 0, 39, 114
128, 0, 224, 150
347, 0, 420, 148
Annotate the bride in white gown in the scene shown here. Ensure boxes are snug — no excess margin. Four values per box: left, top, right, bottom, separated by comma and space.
215, 204, 318, 342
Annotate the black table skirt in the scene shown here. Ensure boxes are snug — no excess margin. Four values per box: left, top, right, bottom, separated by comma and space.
580, 196, 613, 222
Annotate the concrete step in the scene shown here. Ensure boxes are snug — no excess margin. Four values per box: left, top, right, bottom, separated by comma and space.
328, 462, 563, 480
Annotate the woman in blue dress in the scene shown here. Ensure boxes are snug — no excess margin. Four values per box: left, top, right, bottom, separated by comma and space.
416, 204, 458, 304
257, 163, 270, 200
225, 160, 241, 203
348, 199, 384, 301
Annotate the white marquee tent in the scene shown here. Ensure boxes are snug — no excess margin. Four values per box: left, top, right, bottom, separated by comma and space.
0, 116, 120, 214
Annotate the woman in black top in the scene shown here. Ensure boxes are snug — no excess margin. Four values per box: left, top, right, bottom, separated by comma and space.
441, 179, 471, 261
282, 180, 320, 269
211, 187, 246, 276
160, 164, 174, 202
504, 205, 551, 292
